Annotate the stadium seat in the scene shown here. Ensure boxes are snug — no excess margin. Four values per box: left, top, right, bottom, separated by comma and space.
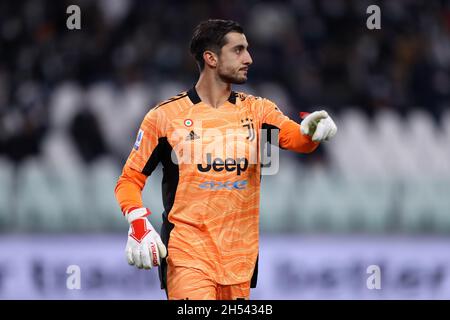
41, 133, 87, 230
16, 158, 64, 231
399, 177, 440, 233
406, 109, 450, 177
328, 109, 387, 179
0, 158, 13, 230
375, 110, 420, 177
260, 156, 298, 232
87, 156, 123, 230
292, 165, 351, 232
338, 176, 393, 232
49, 83, 83, 130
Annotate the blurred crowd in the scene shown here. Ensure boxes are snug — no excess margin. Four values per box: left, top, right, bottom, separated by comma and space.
1, 0, 450, 164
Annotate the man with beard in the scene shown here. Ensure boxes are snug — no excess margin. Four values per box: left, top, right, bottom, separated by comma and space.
115, 19, 337, 300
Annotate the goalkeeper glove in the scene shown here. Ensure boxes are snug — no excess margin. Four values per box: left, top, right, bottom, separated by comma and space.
124, 207, 167, 269
300, 110, 337, 142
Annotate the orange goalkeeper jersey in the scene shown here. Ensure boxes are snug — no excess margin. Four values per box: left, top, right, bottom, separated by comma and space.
115, 87, 319, 288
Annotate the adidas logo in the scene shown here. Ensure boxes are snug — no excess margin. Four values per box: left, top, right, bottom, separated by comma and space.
185, 130, 200, 141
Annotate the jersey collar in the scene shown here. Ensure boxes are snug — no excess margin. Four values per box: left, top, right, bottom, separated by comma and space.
187, 87, 237, 105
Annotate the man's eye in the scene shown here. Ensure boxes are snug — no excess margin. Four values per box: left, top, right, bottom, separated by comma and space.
235, 48, 241, 54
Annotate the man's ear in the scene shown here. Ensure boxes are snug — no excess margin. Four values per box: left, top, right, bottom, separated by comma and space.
203, 50, 218, 68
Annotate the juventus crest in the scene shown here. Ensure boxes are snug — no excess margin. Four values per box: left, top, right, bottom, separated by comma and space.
241, 118, 255, 141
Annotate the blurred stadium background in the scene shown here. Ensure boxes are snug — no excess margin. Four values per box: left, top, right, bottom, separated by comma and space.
1, 0, 450, 299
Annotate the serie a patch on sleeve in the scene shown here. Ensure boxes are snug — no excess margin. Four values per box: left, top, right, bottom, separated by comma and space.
133, 129, 144, 150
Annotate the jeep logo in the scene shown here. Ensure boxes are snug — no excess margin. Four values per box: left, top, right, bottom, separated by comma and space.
197, 153, 249, 175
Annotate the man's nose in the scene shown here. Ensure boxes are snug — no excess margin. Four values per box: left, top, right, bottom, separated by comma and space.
244, 51, 253, 65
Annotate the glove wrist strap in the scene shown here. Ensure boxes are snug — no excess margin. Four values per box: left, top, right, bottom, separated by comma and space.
125, 207, 151, 224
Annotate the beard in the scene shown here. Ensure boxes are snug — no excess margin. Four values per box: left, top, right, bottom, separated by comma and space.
218, 69, 248, 84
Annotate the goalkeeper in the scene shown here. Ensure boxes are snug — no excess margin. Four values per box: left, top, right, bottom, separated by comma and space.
114, 19, 337, 300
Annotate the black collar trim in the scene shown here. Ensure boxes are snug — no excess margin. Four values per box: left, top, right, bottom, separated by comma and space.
187, 87, 237, 105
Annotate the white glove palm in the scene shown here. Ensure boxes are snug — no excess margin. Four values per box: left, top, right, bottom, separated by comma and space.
125, 208, 167, 269
301, 110, 337, 142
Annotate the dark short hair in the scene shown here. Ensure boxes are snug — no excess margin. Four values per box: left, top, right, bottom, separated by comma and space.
190, 19, 244, 70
